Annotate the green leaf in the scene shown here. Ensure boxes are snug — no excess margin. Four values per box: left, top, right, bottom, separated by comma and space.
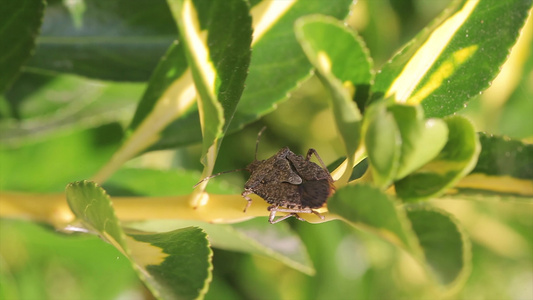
167, 0, 252, 178
230, 219, 314, 274
327, 184, 417, 252
451, 133, 533, 201
131, 43, 200, 150
94, 1, 353, 165
150, 0, 354, 149
372, 0, 533, 117
406, 206, 471, 287
329, 185, 471, 287
230, 0, 354, 129
66, 181, 213, 300
66, 181, 127, 249
93, 0, 252, 183
168, 0, 222, 175
127, 228, 212, 300
295, 15, 369, 182
363, 103, 401, 188
1, 74, 144, 147
128, 42, 190, 132
0, 0, 44, 93
387, 105, 448, 179
128, 218, 315, 275
25, 0, 177, 82
363, 103, 448, 188
395, 116, 481, 202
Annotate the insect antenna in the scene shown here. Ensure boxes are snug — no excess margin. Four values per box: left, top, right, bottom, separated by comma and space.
193, 168, 245, 188
194, 127, 266, 189
254, 126, 267, 161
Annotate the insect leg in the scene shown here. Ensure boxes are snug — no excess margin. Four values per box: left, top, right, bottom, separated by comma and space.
311, 209, 325, 220
269, 207, 325, 221
268, 206, 304, 224
306, 148, 329, 172
193, 168, 245, 188
268, 206, 276, 223
241, 189, 253, 213
271, 207, 313, 214
272, 213, 306, 224
254, 126, 267, 161
269, 209, 291, 224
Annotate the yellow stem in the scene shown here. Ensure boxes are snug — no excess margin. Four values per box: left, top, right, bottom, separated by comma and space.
0, 192, 74, 228
0, 191, 337, 229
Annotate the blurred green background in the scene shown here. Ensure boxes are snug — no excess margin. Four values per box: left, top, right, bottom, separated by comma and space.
1, 0, 532, 299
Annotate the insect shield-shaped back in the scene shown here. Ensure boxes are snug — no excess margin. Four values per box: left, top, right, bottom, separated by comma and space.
241, 147, 335, 224
194, 128, 335, 224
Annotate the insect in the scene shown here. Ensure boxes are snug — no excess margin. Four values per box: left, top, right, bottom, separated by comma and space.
196, 128, 335, 224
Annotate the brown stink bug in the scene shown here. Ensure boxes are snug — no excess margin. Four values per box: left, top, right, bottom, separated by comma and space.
195, 128, 335, 224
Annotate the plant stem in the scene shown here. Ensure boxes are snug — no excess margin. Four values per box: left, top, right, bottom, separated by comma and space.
0, 192, 337, 229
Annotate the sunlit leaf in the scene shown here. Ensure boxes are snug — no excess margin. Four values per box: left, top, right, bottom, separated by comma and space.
151, 0, 354, 149
295, 15, 369, 183
395, 116, 480, 202
357, 102, 449, 188
168, 0, 252, 187
66, 181, 213, 300
66, 181, 127, 249
387, 105, 448, 179
372, 0, 533, 117
93, 0, 252, 184
128, 43, 190, 132
126, 228, 212, 300
87, 42, 193, 183
89, 1, 353, 185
